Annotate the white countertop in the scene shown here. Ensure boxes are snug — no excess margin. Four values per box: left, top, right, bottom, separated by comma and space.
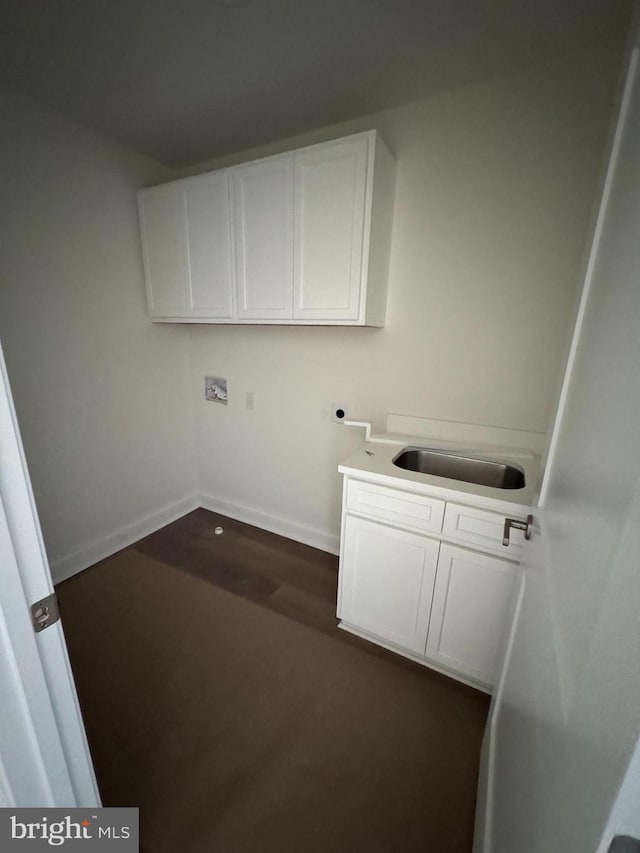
338, 435, 539, 514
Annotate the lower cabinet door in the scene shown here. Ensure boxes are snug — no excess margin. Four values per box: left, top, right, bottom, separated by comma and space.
426, 543, 518, 687
339, 515, 440, 655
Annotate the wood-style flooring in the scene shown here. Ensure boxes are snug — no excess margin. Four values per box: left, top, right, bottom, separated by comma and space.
135, 508, 342, 642
57, 509, 490, 853
130, 508, 488, 682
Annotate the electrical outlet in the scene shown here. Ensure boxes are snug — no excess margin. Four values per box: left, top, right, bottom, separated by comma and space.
245, 391, 255, 411
332, 403, 348, 423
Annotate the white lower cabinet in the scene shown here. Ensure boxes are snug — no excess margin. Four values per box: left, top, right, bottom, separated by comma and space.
338, 476, 523, 691
339, 515, 440, 655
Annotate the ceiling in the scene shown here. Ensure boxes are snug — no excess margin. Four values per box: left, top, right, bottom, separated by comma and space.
0, 0, 633, 167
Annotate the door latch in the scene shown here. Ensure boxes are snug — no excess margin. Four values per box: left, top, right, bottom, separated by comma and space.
503, 514, 533, 546
31, 592, 60, 633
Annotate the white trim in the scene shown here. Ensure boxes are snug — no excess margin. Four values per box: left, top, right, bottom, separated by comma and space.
539, 48, 639, 506
473, 569, 526, 853
51, 492, 341, 585
198, 493, 340, 555
0, 753, 14, 807
596, 734, 640, 852
51, 495, 199, 584
1, 343, 100, 806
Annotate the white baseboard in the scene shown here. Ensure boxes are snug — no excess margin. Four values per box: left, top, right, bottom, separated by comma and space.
198, 493, 340, 556
51, 494, 200, 584
52, 492, 340, 585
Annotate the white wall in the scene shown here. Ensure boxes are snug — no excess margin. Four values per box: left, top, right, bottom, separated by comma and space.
0, 40, 625, 574
184, 43, 624, 550
0, 86, 196, 581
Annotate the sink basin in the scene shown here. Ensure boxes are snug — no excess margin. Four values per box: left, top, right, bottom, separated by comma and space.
392, 447, 525, 489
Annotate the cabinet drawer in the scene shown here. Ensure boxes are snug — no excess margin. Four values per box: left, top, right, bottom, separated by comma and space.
346, 479, 445, 535
442, 502, 525, 558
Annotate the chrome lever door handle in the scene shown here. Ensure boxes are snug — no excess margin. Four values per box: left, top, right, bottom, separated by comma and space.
503, 514, 533, 546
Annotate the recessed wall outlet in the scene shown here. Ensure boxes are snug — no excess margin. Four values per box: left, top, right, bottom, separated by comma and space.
205, 376, 228, 404
332, 403, 348, 423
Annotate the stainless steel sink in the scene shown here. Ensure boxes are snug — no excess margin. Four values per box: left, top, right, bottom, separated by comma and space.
392, 447, 525, 489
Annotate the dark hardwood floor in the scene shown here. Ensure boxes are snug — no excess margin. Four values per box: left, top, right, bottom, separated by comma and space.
134, 509, 339, 639
129, 508, 489, 688
57, 508, 490, 852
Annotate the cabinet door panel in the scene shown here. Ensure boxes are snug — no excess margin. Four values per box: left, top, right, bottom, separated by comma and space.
339, 515, 439, 654
233, 156, 294, 319
293, 138, 368, 320
426, 544, 518, 687
138, 185, 188, 317
184, 172, 234, 318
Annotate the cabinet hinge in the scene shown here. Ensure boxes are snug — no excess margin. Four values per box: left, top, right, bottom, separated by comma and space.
31, 592, 60, 633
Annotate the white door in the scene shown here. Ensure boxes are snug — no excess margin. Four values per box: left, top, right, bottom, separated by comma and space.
138, 183, 188, 318
293, 137, 368, 321
184, 171, 234, 318
0, 343, 99, 807
477, 44, 640, 853
232, 155, 294, 320
426, 544, 518, 688
339, 515, 439, 655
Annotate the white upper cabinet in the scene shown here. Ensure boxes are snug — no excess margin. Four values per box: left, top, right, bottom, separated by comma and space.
293, 137, 367, 321
232, 155, 294, 320
137, 130, 396, 325
139, 171, 234, 320
184, 171, 234, 318
138, 183, 188, 317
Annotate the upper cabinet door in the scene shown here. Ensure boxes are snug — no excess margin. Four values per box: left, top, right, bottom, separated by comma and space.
184, 171, 234, 318
293, 137, 369, 321
232, 155, 294, 320
138, 184, 188, 318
